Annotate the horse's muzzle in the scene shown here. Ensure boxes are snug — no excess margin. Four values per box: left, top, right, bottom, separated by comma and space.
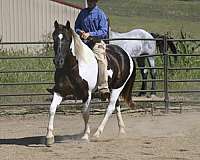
53, 58, 64, 68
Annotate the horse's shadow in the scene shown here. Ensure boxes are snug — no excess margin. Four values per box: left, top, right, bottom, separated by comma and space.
0, 133, 82, 147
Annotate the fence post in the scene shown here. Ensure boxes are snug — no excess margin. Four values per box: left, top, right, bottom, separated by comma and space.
163, 35, 169, 113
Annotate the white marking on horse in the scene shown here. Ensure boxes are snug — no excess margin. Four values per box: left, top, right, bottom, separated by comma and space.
107, 69, 113, 78
71, 30, 98, 91
58, 34, 63, 40
46, 92, 63, 139
71, 30, 95, 64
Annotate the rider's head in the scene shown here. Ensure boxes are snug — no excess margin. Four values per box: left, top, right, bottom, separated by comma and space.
87, 0, 98, 9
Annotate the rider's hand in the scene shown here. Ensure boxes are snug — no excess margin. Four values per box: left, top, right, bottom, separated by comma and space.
81, 32, 90, 40
79, 30, 85, 36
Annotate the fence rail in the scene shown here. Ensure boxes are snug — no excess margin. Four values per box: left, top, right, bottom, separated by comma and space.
0, 37, 200, 112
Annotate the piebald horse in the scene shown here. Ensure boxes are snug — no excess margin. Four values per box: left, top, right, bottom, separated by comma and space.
45, 21, 136, 146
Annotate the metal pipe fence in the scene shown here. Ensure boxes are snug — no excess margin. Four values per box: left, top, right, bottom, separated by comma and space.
0, 37, 200, 111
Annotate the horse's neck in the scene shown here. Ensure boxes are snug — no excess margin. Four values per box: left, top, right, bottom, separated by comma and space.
63, 54, 78, 72
71, 30, 95, 64
70, 29, 98, 90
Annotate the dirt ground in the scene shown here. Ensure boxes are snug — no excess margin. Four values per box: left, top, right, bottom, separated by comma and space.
0, 110, 200, 160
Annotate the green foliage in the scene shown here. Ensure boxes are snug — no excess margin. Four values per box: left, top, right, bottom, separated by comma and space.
134, 29, 200, 97
166, 30, 200, 94
175, 29, 200, 67
178, 29, 200, 54
0, 46, 55, 104
66, 0, 200, 37
1, 0, 200, 105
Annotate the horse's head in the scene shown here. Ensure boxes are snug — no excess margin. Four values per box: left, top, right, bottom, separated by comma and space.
52, 20, 72, 68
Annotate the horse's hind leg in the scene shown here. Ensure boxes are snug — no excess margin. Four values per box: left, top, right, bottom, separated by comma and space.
93, 89, 121, 138
81, 91, 92, 141
136, 57, 148, 96
46, 92, 63, 146
116, 100, 126, 135
147, 57, 157, 96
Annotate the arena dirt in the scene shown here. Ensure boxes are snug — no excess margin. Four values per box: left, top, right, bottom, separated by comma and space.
0, 110, 200, 160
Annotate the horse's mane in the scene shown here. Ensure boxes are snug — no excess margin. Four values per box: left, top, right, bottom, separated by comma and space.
71, 29, 95, 64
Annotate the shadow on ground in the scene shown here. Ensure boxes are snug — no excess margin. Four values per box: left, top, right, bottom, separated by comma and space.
0, 133, 82, 147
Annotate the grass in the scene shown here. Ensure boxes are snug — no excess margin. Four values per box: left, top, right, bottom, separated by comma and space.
0, 0, 199, 106
2, 41, 199, 104
66, 0, 200, 37
0, 47, 55, 105
66, 0, 200, 99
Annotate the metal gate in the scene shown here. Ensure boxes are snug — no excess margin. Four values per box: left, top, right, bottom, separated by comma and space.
0, 37, 200, 113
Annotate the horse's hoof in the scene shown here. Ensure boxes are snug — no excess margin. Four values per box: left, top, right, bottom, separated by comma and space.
119, 128, 126, 135
118, 131, 126, 138
93, 131, 101, 138
80, 138, 90, 143
81, 134, 89, 142
45, 136, 55, 146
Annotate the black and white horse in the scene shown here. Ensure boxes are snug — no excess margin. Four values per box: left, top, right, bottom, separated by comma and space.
45, 21, 136, 146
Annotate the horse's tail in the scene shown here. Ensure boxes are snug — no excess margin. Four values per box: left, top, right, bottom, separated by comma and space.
121, 58, 136, 109
150, 32, 178, 62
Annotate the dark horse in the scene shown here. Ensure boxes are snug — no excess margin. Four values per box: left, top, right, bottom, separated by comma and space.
150, 32, 178, 62
45, 21, 136, 146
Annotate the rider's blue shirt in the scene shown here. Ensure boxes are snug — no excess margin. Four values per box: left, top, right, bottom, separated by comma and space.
75, 6, 108, 40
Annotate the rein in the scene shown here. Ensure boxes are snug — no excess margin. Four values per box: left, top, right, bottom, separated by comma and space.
57, 38, 71, 54
71, 62, 78, 71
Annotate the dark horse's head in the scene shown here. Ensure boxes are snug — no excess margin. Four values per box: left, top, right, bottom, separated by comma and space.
150, 32, 178, 62
52, 20, 72, 69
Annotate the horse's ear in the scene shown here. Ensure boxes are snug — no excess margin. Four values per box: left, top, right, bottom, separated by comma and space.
66, 21, 70, 30
54, 20, 59, 29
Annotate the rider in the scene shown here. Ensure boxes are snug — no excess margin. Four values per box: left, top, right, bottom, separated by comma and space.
75, 0, 109, 96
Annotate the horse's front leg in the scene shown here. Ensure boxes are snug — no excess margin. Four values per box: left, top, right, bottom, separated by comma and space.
81, 91, 92, 141
46, 92, 62, 146
93, 89, 121, 138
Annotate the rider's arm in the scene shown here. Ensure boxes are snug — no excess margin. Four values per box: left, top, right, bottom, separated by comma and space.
89, 11, 108, 39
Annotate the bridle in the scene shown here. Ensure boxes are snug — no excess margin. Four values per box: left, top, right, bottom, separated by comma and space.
53, 31, 72, 68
